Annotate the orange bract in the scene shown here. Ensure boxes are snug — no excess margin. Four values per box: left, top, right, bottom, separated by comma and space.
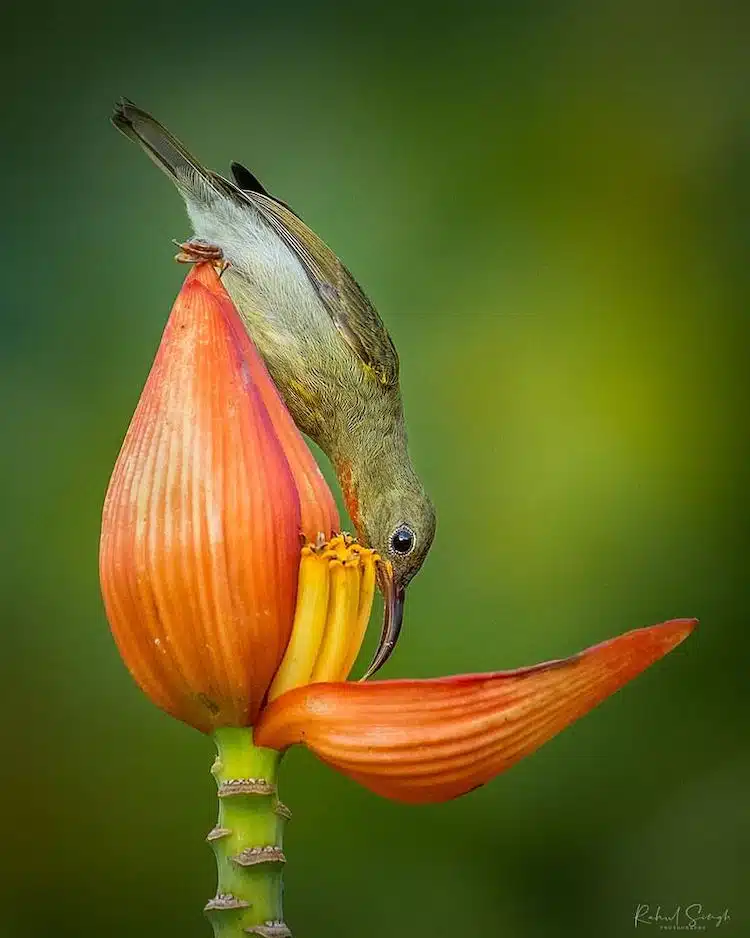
255, 618, 696, 802
99, 264, 335, 732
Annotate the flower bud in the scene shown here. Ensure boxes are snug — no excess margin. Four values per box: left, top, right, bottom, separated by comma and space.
100, 264, 337, 732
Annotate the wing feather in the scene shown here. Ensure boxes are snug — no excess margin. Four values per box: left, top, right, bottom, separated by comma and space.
244, 191, 400, 386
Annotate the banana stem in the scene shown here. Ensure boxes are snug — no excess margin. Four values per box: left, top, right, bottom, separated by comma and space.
207, 727, 291, 938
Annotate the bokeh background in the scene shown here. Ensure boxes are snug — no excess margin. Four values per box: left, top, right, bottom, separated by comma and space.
1, 1, 747, 936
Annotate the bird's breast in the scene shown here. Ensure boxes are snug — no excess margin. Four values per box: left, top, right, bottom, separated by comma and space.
189, 196, 333, 336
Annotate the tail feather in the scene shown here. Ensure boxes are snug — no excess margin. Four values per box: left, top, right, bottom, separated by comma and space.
111, 99, 217, 196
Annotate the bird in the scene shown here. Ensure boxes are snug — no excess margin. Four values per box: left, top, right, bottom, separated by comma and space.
111, 99, 436, 678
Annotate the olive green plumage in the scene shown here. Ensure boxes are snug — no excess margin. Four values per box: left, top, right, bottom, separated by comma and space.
112, 100, 435, 675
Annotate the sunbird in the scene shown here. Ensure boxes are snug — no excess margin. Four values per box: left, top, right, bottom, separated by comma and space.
112, 99, 435, 677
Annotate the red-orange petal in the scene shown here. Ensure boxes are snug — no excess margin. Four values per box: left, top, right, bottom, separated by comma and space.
255, 618, 696, 803
100, 264, 301, 732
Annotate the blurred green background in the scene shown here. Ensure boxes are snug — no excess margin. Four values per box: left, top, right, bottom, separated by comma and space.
1, 1, 747, 936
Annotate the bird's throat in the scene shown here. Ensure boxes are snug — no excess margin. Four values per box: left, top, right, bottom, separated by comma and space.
337, 459, 365, 543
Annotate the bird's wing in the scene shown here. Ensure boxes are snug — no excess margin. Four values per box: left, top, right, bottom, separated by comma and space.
230, 162, 300, 217
230, 161, 271, 196
242, 190, 400, 386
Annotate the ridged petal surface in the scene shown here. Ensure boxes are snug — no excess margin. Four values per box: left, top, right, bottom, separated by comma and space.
255, 618, 696, 802
100, 264, 301, 731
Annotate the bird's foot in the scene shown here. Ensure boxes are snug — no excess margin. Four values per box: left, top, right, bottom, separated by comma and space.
173, 238, 229, 275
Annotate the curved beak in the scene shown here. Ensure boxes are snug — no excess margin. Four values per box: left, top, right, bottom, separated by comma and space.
361, 561, 405, 680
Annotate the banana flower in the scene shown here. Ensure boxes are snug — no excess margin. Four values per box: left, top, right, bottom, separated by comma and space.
100, 263, 695, 938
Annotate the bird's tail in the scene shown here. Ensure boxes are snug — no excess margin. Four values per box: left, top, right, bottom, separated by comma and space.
112, 98, 220, 198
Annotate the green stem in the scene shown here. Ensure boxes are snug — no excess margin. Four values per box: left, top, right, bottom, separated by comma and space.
207, 727, 291, 938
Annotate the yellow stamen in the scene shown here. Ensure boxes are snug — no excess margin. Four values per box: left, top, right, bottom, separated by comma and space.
310, 558, 361, 682
340, 549, 377, 679
267, 547, 330, 701
267, 536, 378, 701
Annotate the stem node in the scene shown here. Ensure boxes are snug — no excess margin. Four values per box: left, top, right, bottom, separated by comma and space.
233, 846, 286, 867
244, 922, 292, 938
205, 895, 251, 911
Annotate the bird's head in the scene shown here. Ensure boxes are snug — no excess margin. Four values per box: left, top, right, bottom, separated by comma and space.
355, 482, 436, 679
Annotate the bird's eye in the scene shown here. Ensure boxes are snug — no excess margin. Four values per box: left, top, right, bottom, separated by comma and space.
389, 525, 415, 556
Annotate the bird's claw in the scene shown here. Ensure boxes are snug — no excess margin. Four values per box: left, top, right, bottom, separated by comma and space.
173, 239, 229, 275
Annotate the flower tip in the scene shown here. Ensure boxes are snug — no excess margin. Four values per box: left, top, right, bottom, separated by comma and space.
181, 258, 227, 293
664, 616, 699, 640
653, 616, 698, 650
579, 616, 697, 674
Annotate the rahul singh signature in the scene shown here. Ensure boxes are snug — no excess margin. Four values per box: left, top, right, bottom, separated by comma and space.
634, 904, 731, 930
